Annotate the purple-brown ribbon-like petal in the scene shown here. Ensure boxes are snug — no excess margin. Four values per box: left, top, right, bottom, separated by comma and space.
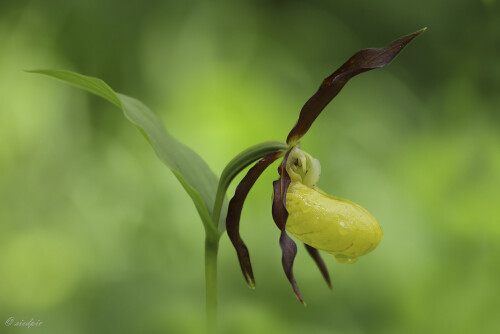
280, 228, 304, 305
304, 244, 332, 290
287, 28, 426, 145
226, 151, 282, 289
272, 150, 306, 305
271, 150, 294, 230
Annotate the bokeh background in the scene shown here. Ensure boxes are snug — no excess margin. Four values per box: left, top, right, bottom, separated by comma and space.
1, 0, 499, 333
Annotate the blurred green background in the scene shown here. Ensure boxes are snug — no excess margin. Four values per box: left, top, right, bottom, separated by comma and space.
1, 0, 499, 333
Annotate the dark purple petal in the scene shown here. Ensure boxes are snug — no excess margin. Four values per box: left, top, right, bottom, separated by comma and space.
226, 151, 282, 289
280, 228, 305, 305
287, 28, 426, 144
304, 244, 332, 290
272, 150, 305, 305
271, 180, 287, 230
271, 150, 292, 230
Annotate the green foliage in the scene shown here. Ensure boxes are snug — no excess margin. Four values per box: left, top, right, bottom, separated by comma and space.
29, 70, 223, 236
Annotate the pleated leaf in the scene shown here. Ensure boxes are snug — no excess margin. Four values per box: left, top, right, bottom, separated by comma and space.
29, 70, 224, 236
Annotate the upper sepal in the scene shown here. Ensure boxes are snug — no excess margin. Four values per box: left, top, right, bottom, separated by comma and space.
287, 28, 426, 145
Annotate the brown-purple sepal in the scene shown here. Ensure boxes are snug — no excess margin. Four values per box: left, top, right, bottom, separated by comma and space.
226, 151, 282, 289
272, 150, 306, 305
304, 244, 332, 290
287, 28, 426, 145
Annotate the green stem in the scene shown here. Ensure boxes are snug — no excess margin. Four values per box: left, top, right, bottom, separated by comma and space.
205, 234, 219, 334
204, 140, 289, 332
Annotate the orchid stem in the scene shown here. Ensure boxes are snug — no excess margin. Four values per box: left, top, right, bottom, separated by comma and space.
204, 140, 288, 332
205, 234, 219, 334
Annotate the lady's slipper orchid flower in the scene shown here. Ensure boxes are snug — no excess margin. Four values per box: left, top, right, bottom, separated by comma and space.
284, 147, 383, 264
226, 28, 425, 304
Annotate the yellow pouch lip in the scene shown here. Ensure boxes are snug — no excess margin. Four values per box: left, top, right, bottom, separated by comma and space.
285, 181, 383, 263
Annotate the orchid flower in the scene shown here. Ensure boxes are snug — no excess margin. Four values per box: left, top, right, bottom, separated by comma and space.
226, 28, 425, 305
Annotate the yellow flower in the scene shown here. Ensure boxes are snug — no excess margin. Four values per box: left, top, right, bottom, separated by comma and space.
284, 147, 383, 264
226, 29, 425, 305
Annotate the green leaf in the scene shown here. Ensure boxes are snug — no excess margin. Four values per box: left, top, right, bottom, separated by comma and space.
28, 69, 222, 236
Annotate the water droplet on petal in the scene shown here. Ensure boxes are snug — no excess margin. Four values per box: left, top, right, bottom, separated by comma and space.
334, 254, 359, 264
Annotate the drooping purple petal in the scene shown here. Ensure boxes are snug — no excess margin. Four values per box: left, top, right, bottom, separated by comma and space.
280, 228, 304, 305
287, 28, 426, 144
272, 151, 305, 305
304, 244, 332, 290
271, 150, 292, 230
226, 151, 282, 289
